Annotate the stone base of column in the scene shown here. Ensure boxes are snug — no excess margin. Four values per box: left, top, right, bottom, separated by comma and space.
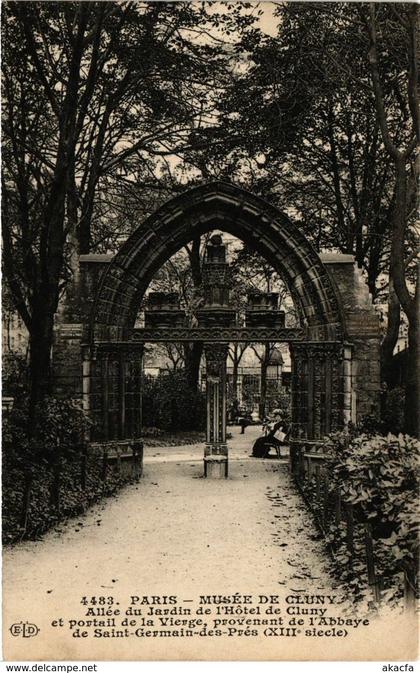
204, 443, 228, 478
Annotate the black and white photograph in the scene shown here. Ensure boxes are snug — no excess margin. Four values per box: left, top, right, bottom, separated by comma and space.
1, 0, 419, 664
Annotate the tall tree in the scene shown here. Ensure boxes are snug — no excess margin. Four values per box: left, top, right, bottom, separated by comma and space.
362, 2, 419, 436
219, 4, 404, 294
2, 2, 91, 432
2, 1, 251, 428
217, 2, 418, 430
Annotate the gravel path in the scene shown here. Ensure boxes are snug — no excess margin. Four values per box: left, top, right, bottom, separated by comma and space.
3, 426, 357, 660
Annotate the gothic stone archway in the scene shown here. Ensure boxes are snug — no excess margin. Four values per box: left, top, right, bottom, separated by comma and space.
91, 182, 345, 342
53, 182, 382, 472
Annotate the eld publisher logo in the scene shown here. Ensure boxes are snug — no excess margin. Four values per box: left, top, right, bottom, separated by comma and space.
10, 621, 40, 637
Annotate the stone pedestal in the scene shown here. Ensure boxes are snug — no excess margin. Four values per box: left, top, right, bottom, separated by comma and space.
204, 455, 228, 479
144, 292, 185, 328
245, 292, 285, 327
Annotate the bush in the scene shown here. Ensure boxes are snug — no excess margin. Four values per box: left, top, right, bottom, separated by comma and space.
381, 387, 405, 435
142, 371, 206, 432
34, 397, 91, 462
2, 396, 104, 544
3, 396, 91, 469
320, 431, 420, 606
2, 442, 135, 545
2, 351, 29, 398
326, 432, 418, 526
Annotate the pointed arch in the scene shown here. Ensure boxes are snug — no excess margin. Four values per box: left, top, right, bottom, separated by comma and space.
91, 182, 345, 341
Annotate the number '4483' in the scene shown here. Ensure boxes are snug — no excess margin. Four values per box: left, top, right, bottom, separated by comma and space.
80, 596, 114, 605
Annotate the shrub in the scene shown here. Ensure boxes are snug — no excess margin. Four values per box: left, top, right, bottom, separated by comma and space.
2, 442, 135, 545
320, 431, 420, 606
381, 387, 405, 435
2, 351, 29, 398
142, 371, 206, 432
2, 395, 96, 544
3, 396, 91, 470
326, 432, 418, 526
34, 397, 91, 462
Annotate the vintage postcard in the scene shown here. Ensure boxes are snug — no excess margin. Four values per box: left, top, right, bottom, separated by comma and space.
2, 0, 419, 664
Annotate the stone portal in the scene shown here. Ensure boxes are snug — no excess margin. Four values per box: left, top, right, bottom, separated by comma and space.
51, 182, 382, 480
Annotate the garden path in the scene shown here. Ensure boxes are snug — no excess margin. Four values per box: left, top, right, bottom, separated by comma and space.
4, 426, 349, 660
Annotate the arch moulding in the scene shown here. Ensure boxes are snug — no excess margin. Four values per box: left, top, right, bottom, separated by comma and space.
90, 181, 346, 343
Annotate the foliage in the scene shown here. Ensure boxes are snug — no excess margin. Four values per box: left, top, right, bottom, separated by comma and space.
219, 2, 417, 300
302, 431, 420, 608
2, 443, 134, 545
271, 387, 292, 423
34, 397, 92, 462
142, 371, 206, 433
381, 387, 406, 435
3, 396, 91, 471
2, 398, 117, 545
2, 351, 28, 398
1, 1, 258, 425
325, 432, 418, 530
2, 404, 30, 468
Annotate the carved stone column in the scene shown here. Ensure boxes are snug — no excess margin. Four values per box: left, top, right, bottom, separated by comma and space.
204, 342, 229, 478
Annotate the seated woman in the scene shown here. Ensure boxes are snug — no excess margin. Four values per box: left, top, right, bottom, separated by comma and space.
251, 414, 290, 458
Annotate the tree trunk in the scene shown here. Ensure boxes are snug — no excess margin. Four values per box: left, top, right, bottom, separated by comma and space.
258, 344, 270, 419
404, 263, 420, 437
184, 341, 203, 390
366, 6, 418, 435
390, 160, 419, 437
27, 8, 88, 435
232, 356, 239, 404
229, 344, 247, 407
380, 277, 401, 388
78, 106, 112, 254
28, 308, 55, 437
184, 236, 203, 389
